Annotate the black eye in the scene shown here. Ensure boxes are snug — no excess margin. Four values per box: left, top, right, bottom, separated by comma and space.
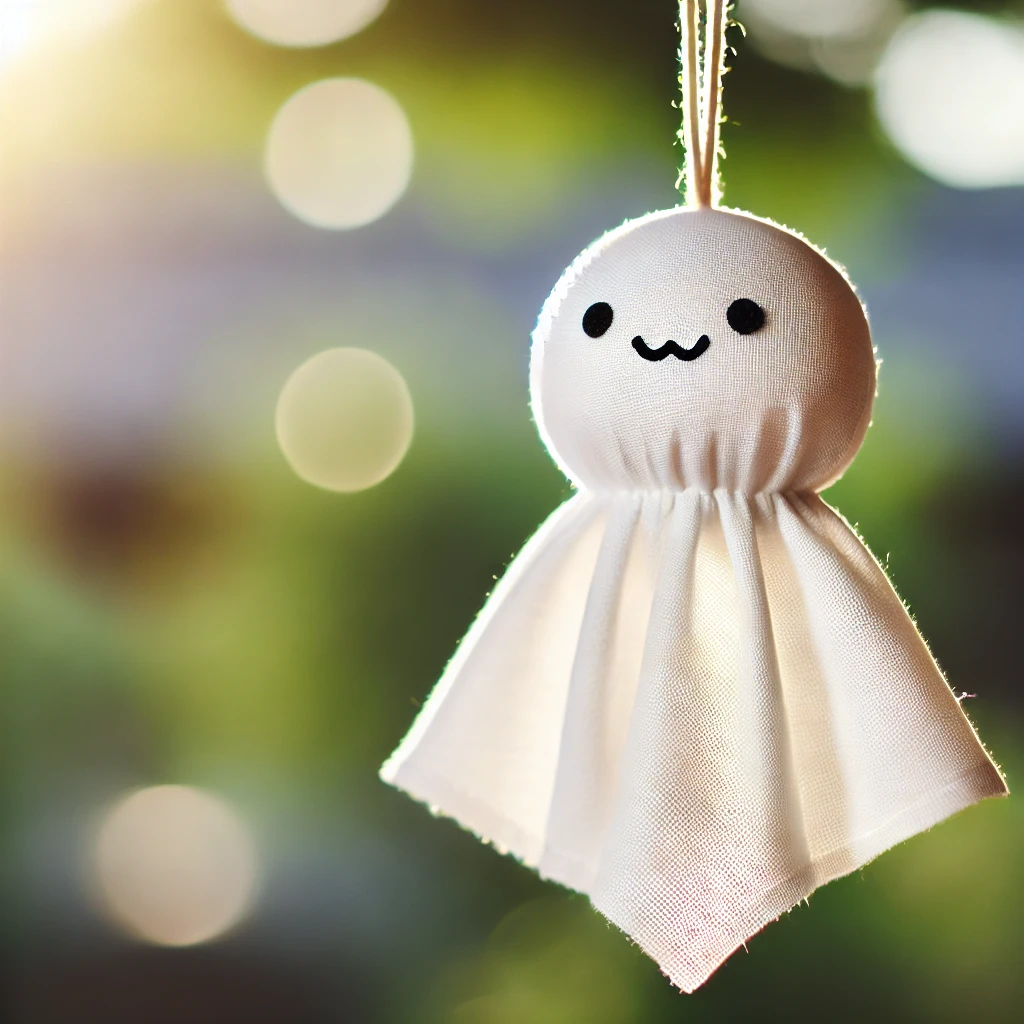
582, 302, 614, 338
727, 298, 765, 335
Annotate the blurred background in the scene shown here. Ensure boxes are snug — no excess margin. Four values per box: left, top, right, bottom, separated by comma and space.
0, 1, 1021, 1021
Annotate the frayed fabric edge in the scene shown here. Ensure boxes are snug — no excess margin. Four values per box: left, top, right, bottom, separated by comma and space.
595, 759, 1007, 992
382, 757, 1006, 993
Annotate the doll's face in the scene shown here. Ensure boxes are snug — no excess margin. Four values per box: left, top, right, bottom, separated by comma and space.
530, 207, 876, 493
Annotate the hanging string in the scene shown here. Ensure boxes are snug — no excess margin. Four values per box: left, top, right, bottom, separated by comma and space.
699, 0, 727, 207
678, 0, 704, 207
678, 0, 729, 208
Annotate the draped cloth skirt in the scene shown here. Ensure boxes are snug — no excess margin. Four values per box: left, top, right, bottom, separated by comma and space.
381, 489, 1006, 992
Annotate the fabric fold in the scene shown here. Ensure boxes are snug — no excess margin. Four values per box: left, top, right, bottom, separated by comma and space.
592, 491, 817, 992
381, 493, 608, 865
769, 493, 1006, 870
382, 488, 1006, 992
539, 493, 653, 889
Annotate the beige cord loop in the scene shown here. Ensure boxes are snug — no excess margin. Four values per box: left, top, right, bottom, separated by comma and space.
678, 0, 729, 208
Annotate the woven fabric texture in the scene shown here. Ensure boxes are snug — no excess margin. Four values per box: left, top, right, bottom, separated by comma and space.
381, 208, 1006, 992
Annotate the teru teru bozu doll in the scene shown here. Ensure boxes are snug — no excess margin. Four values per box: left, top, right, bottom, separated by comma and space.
381, 0, 1006, 992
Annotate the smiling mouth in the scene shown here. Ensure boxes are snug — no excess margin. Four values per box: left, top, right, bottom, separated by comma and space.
631, 335, 711, 362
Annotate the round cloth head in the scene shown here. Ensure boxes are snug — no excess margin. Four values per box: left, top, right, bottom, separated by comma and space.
531, 207, 877, 494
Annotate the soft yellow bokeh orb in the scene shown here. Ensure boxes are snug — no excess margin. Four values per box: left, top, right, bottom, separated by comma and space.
744, 0, 894, 41
90, 785, 260, 947
226, 0, 388, 48
276, 347, 414, 493
265, 77, 413, 230
874, 11, 1024, 189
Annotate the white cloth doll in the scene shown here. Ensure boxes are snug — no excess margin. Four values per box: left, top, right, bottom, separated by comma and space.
381, 0, 1006, 992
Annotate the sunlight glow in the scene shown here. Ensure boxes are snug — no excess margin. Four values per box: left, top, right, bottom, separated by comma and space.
91, 785, 260, 946
265, 77, 413, 230
226, 0, 388, 48
874, 11, 1024, 189
276, 347, 414, 493
0, 0, 142, 70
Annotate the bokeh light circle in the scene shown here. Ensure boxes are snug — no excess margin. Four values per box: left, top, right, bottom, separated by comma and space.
874, 11, 1024, 189
276, 347, 414, 492
743, 0, 893, 41
91, 785, 260, 946
265, 77, 413, 230
226, 0, 388, 48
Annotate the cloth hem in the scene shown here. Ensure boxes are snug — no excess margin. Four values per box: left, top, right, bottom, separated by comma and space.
593, 759, 1007, 992
381, 756, 1006, 992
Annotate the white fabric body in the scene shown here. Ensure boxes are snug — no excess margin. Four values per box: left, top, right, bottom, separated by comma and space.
381, 208, 1006, 992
